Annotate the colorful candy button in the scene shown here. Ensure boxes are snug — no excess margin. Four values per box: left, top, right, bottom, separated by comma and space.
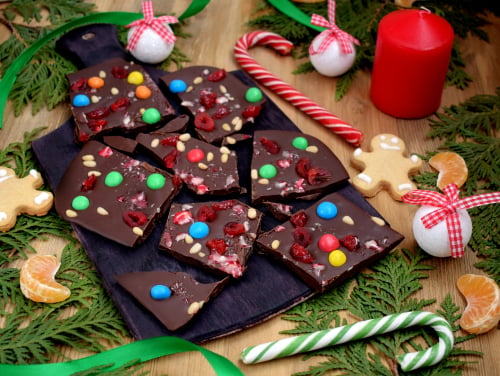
104, 171, 123, 187
142, 108, 161, 124
88, 76, 105, 89
146, 173, 166, 190
245, 87, 263, 102
72, 94, 90, 107
135, 85, 152, 99
127, 71, 144, 85
328, 250, 347, 267
316, 201, 338, 219
169, 79, 187, 93
72, 195, 90, 210
189, 222, 210, 239
318, 234, 340, 252
150, 284, 172, 300
292, 136, 308, 150
259, 164, 277, 179
187, 148, 205, 163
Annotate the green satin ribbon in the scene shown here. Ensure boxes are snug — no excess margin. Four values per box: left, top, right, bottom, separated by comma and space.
0, 0, 211, 129
0, 336, 244, 375
267, 0, 326, 32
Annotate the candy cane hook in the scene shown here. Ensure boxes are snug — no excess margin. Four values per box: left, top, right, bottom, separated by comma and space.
234, 31, 363, 147
241, 311, 454, 372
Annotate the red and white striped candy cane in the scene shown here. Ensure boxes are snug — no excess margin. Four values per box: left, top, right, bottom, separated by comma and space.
234, 31, 363, 147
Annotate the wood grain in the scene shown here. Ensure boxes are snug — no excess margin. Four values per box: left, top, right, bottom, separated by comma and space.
1, 1, 499, 375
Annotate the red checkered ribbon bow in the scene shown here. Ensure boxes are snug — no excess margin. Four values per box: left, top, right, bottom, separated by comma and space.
309, 0, 360, 55
402, 184, 500, 258
126, 1, 179, 51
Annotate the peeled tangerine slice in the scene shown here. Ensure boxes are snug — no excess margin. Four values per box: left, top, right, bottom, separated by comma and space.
429, 151, 468, 191
20, 255, 71, 303
457, 274, 500, 334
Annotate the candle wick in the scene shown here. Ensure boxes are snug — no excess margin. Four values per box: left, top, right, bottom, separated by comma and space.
420, 6, 432, 13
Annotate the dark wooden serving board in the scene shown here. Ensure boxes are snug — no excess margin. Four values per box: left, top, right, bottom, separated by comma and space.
32, 25, 383, 343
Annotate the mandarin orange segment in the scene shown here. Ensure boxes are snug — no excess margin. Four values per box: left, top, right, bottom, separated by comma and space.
19, 254, 71, 303
456, 274, 500, 334
429, 152, 468, 191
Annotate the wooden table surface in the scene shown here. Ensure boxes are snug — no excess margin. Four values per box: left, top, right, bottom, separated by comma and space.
1, 1, 499, 375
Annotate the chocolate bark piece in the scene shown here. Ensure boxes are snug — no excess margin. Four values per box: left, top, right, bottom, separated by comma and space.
159, 200, 262, 278
55, 141, 181, 247
263, 201, 293, 222
67, 57, 174, 143
102, 135, 138, 154
136, 132, 241, 195
161, 66, 265, 144
115, 271, 227, 331
250, 130, 349, 204
256, 192, 404, 292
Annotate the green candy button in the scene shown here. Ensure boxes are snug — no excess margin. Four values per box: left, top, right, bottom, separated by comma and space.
72, 195, 90, 210
142, 108, 161, 124
147, 173, 166, 190
259, 164, 277, 179
245, 87, 263, 103
105, 171, 123, 187
292, 136, 309, 150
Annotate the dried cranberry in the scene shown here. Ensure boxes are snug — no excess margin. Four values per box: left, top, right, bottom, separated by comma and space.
172, 174, 183, 188
123, 211, 147, 227
290, 243, 314, 264
81, 174, 97, 192
163, 149, 179, 169
70, 77, 87, 92
173, 210, 193, 225
206, 238, 227, 255
292, 227, 312, 247
110, 97, 130, 112
160, 135, 180, 147
87, 119, 107, 132
111, 66, 128, 79
212, 105, 230, 119
212, 200, 235, 211
194, 112, 215, 131
295, 158, 311, 179
290, 211, 308, 227
260, 137, 280, 154
77, 131, 90, 143
307, 167, 330, 185
199, 90, 217, 109
207, 69, 226, 82
223, 222, 246, 236
242, 105, 262, 119
87, 107, 109, 119
197, 205, 216, 222
339, 235, 359, 251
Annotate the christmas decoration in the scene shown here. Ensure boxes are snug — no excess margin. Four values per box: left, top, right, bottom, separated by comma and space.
308, 0, 359, 77
126, 1, 179, 64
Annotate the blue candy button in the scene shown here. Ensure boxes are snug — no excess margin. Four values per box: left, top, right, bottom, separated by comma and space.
316, 201, 338, 220
150, 284, 172, 300
189, 221, 210, 239
169, 79, 188, 93
72, 94, 90, 107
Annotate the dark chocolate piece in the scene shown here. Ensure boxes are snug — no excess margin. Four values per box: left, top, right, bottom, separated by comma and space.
256, 192, 404, 292
136, 132, 241, 195
54, 141, 181, 247
102, 135, 138, 154
159, 200, 262, 278
67, 57, 174, 142
264, 201, 293, 222
251, 130, 349, 204
115, 271, 227, 331
161, 66, 265, 144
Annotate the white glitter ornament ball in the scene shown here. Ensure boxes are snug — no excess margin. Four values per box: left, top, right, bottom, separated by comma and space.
309, 33, 356, 77
127, 25, 175, 64
412, 205, 473, 258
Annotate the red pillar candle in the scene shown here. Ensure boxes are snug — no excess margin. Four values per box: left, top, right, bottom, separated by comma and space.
370, 9, 454, 118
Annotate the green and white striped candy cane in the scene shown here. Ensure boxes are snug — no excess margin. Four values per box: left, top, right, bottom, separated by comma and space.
241, 311, 454, 372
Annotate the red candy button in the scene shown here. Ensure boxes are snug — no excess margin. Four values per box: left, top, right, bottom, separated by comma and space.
318, 234, 340, 252
187, 148, 205, 163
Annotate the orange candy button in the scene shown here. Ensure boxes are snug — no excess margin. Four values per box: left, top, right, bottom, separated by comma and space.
87, 76, 105, 89
136, 85, 152, 99
19, 254, 71, 303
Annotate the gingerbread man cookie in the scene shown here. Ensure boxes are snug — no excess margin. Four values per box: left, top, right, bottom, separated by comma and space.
350, 134, 422, 201
0, 167, 54, 231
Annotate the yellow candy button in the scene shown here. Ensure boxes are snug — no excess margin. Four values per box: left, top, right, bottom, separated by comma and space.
127, 71, 144, 85
328, 250, 347, 267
